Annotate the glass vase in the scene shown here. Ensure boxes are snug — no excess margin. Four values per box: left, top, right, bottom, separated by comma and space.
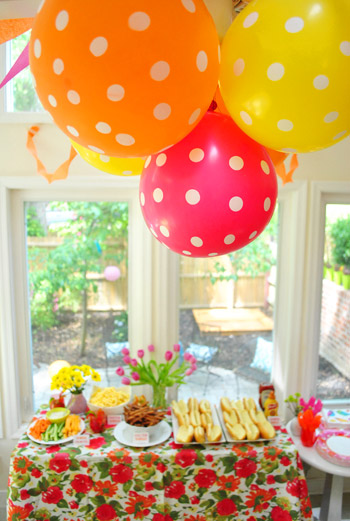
300, 427, 317, 447
152, 384, 167, 409
67, 392, 88, 414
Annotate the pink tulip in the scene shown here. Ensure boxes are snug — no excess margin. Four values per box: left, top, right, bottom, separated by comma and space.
131, 358, 138, 367
116, 367, 124, 376
184, 352, 192, 361
148, 344, 155, 352
121, 377, 131, 385
131, 372, 140, 381
121, 347, 129, 356
165, 350, 173, 362
191, 364, 197, 371
173, 343, 181, 352
123, 355, 131, 364
190, 356, 197, 364
185, 368, 194, 376
137, 349, 145, 359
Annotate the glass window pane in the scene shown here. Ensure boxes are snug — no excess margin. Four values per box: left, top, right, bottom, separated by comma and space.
25, 201, 129, 410
178, 207, 278, 405
318, 203, 350, 401
6, 31, 43, 112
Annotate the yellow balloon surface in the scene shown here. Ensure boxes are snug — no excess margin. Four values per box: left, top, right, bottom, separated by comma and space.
72, 141, 145, 176
219, 0, 350, 153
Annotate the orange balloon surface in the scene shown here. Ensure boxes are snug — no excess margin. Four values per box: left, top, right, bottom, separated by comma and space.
29, 0, 220, 157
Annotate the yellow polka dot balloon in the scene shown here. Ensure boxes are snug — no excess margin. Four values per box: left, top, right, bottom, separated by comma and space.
29, 0, 220, 158
219, 0, 350, 153
71, 141, 145, 176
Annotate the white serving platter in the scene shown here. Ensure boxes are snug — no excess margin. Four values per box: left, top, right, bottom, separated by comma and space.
215, 405, 276, 443
27, 418, 85, 445
171, 401, 226, 444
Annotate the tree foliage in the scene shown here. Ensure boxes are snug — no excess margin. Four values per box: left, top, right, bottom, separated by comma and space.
329, 216, 350, 268
27, 202, 128, 338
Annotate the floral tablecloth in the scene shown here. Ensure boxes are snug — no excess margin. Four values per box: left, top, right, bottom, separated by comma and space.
7, 414, 313, 521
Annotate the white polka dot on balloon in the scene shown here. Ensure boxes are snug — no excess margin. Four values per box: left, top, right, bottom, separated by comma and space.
240, 111, 252, 125
191, 236, 203, 247
107, 84, 125, 102
34, 39, 41, 58
333, 130, 347, 141
196, 51, 208, 72
122, 170, 133, 176
189, 148, 204, 162
48, 95, 57, 107
264, 197, 271, 211
160, 225, 169, 237
185, 189, 200, 205
324, 111, 339, 123
267, 63, 285, 81
144, 156, 152, 168
285, 17, 304, 33
313, 75, 329, 90
53, 58, 64, 75
229, 196, 243, 212
140, 192, 145, 206
243, 12, 259, 28
67, 90, 80, 104
183, 250, 192, 255
153, 103, 171, 120
67, 125, 79, 137
224, 234, 235, 245
88, 145, 104, 153
189, 108, 201, 125
261, 160, 270, 174
150, 61, 170, 81
153, 188, 163, 202
181, 0, 196, 13
208, 252, 218, 257
156, 153, 167, 167
100, 155, 110, 163
340, 41, 350, 56
233, 58, 245, 76
277, 119, 293, 132
55, 10, 69, 31
128, 12, 151, 31
229, 156, 244, 171
96, 122, 111, 134
249, 231, 257, 239
116, 133, 135, 146
89, 37, 108, 57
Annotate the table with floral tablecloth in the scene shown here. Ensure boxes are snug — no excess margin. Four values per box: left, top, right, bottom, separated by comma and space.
7, 413, 313, 521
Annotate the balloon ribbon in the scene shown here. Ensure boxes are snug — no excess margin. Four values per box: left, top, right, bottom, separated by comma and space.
26, 126, 77, 184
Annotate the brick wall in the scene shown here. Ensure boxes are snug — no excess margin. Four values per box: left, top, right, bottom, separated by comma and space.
320, 279, 350, 377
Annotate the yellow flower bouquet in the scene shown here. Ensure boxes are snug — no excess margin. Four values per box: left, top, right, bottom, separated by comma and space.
51, 364, 101, 395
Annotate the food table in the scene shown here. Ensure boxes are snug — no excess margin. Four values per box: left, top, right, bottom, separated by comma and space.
7, 411, 313, 521
287, 420, 350, 521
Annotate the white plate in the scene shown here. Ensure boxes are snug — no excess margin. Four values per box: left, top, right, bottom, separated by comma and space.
215, 405, 275, 443
114, 420, 171, 448
27, 418, 85, 445
171, 402, 226, 444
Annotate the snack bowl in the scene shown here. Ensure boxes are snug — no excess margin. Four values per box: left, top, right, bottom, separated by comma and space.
87, 386, 131, 415
46, 407, 70, 424
123, 421, 162, 440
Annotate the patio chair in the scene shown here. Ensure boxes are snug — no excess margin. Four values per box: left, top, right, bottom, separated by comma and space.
184, 342, 219, 393
104, 341, 129, 384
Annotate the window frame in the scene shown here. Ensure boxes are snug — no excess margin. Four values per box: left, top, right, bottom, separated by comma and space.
301, 181, 350, 406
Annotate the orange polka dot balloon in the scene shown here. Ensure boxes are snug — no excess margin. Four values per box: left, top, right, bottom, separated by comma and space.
29, 0, 220, 157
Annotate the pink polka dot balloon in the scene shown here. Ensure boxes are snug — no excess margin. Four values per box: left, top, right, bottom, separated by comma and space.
139, 111, 278, 257
104, 266, 121, 281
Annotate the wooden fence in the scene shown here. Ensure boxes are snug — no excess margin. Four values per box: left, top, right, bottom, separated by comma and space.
27, 238, 268, 311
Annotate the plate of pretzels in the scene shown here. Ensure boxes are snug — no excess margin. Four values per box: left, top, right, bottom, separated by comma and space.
217, 396, 276, 442
171, 397, 224, 444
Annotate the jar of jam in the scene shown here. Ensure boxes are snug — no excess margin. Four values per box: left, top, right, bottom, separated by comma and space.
259, 383, 275, 410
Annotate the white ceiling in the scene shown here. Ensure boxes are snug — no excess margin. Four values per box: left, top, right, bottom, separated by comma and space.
0, 0, 41, 19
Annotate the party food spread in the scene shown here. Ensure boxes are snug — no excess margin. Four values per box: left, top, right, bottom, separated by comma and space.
171, 398, 223, 444
219, 396, 276, 441
28, 412, 82, 443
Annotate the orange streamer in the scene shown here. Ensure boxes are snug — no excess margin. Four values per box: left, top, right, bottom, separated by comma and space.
0, 18, 34, 45
26, 126, 77, 184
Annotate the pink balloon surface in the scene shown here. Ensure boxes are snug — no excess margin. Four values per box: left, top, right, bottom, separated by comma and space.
139, 111, 277, 258
104, 266, 121, 282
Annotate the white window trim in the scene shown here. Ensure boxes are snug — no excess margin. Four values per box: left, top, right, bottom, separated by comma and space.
301, 181, 350, 405
0, 175, 162, 436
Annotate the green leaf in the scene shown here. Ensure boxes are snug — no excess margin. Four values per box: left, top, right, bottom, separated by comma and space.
221, 456, 237, 473
123, 481, 133, 493
245, 474, 255, 487
178, 494, 190, 504
212, 490, 227, 501
57, 499, 69, 508
90, 495, 106, 506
